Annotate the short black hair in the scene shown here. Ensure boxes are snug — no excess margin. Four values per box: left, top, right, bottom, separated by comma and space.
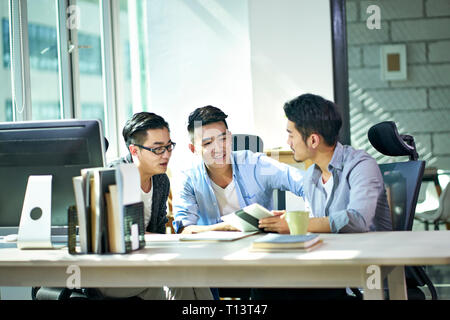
283, 93, 342, 146
187, 105, 228, 141
122, 112, 169, 147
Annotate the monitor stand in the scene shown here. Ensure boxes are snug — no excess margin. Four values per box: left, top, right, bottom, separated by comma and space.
17, 175, 53, 249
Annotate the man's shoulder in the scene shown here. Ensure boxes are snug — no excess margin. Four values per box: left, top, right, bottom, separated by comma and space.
153, 173, 170, 193
153, 173, 170, 184
180, 158, 203, 176
107, 154, 132, 167
341, 145, 381, 179
232, 149, 265, 166
342, 145, 377, 166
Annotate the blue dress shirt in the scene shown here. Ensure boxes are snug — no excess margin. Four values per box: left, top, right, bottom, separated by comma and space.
172, 144, 392, 234
304, 142, 392, 233
172, 150, 305, 233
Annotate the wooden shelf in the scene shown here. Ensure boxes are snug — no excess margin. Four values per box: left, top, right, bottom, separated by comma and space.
265, 149, 312, 168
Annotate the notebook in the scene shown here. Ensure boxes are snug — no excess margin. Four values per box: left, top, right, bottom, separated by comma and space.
251, 233, 321, 250
221, 203, 274, 232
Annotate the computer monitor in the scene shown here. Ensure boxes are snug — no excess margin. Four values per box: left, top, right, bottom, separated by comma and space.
0, 119, 106, 236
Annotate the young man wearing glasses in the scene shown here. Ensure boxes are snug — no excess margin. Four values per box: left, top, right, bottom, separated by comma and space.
121, 112, 175, 233
99, 112, 212, 300
172, 106, 305, 234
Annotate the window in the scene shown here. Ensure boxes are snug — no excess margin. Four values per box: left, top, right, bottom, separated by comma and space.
0, 3, 12, 122
27, 0, 62, 120
114, 0, 149, 156
75, 0, 105, 129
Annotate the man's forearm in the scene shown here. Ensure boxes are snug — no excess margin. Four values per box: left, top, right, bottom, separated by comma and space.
179, 224, 211, 234
308, 217, 332, 233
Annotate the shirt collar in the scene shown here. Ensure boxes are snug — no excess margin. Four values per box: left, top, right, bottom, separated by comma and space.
310, 142, 344, 184
328, 142, 344, 171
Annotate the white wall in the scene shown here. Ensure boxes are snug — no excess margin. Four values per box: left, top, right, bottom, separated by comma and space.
144, 0, 254, 177
248, 0, 334, 150
142, 0, 334, 180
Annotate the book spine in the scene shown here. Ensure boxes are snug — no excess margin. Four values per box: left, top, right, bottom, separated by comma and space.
123, 202, 144, 252
68, 205, 78, 254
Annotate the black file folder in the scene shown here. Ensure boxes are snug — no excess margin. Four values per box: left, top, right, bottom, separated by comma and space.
122, 202, 146, 252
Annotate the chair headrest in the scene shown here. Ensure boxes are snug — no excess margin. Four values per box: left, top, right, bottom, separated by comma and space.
368, 121, 418, 161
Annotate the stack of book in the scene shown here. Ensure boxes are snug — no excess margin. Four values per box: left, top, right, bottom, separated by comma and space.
251, 234, 322, 252
71, 163, 145, 254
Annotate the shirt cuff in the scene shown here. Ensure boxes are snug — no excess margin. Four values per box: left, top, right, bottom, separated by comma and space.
173, 219, 186, 234
329, 209, 367, 233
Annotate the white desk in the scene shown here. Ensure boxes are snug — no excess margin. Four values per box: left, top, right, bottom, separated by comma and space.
0, 231, 449, 300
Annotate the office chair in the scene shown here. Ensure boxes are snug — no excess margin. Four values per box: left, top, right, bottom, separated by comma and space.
415, 184, 450, 231
368, 121, 438, 300
232, 133, 287, 210
231, 134, 264, 153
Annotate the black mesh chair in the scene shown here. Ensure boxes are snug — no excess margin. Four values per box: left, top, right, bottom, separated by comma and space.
32, 287, 106, 300
368, 121, 438, 300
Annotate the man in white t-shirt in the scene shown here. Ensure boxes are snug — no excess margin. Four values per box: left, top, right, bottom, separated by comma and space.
172, 106, 305, 234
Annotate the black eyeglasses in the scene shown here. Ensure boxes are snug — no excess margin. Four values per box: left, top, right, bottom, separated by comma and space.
134, 142, 176, 155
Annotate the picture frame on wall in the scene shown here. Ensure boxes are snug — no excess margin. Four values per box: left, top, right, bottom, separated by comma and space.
380, 44, 407, 81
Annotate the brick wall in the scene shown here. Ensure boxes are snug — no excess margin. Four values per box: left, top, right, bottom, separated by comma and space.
347, 0, 450, 170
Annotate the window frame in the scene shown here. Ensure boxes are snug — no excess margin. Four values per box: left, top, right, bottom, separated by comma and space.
330, 0, 350, 145
8, 0, 32, 121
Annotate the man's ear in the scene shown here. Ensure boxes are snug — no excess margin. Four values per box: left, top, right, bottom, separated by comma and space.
188, 143, 195, 154
309, 133, 321, 149
128, 144, 139, 157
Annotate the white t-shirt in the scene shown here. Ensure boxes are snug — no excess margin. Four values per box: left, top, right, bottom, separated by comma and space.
210, 179, 241, 216
141, 177, 153, 228
321, 174, 334, 206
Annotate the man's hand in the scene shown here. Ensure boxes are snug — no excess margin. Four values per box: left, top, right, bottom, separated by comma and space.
180, 222, 239, 234
258, 210, 290, 234
181, 225, 209, 234
217, 222, 240, 232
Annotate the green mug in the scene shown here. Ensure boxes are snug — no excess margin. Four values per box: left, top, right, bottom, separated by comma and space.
286, 211, 309, 235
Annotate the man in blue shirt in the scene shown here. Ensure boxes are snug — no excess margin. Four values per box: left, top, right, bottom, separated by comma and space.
172, 106, 305, 234
253, 93, 392, 300
259, 93, 392, 234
